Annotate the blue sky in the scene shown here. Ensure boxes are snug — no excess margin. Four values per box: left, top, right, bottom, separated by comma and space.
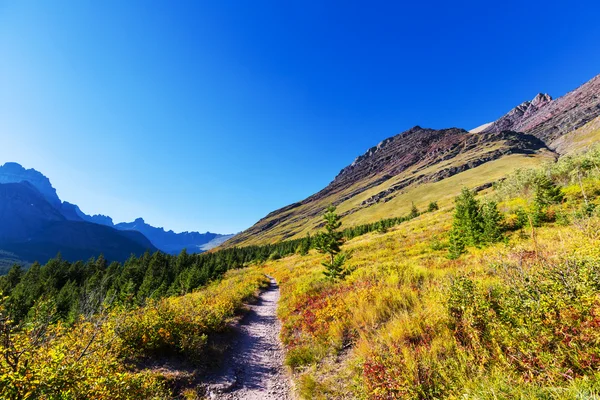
1, 1, 600, 233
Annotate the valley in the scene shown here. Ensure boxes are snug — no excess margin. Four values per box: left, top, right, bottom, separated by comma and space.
1, 73, 600, 399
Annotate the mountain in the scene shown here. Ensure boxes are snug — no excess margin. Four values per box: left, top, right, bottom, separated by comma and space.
114, 218, 234, 255
0, 181, 156, 267
0, 162, 233, 257
481, 74, 600, 149
226, 73, 600, 247
0, 182, 65, 241
0, 162, 61, 208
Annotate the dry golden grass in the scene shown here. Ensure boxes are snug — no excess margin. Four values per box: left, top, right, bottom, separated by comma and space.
551, 116, 600, 155
262, 173, 600, 399
231, 151, 553, 247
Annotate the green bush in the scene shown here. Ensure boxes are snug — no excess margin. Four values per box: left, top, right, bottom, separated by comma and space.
285, 346, 317, 370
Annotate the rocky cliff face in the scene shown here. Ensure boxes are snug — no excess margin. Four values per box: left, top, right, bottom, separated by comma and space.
482, 75, 600, 147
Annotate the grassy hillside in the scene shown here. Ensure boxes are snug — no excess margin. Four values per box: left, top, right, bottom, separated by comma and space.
228, 145, 554, 247
262, 146, 600, 399
225, 74, 600, 249
551, 116, 600, 155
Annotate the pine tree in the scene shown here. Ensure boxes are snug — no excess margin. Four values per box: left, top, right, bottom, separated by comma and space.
481, 200, 503, 243
409, 202, 419, 219
427, 201, 439, 212
532, 175, 563, 224
375, 221, 387, 234
315, 205, 349, 280
534, 175, 563, 205
452, 188, 484, 246
447, 227, 466, 259
297, 233, 311, 255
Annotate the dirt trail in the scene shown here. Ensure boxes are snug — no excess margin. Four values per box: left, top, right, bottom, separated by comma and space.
205, 277, 292, 399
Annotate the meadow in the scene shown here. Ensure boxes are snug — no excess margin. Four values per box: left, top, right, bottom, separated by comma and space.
263, 146, 600, 399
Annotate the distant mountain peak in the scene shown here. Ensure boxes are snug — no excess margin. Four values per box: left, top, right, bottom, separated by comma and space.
505, 93, 552, 119
0, 162, 61, 208
0, 162, 233, 255
2, 162, 25, 169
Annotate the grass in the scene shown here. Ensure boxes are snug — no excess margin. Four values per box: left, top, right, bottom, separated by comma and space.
551, 116, 600, 155
261, 149, 600, 399
229, 149, 554, 247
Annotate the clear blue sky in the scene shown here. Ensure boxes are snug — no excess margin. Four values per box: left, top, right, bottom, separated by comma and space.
1, 1, 599, 233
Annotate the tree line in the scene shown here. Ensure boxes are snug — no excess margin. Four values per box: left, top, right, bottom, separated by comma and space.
0, 200, 441, 325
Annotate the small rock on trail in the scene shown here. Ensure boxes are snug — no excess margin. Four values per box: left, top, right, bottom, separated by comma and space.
205, 276, 292, 400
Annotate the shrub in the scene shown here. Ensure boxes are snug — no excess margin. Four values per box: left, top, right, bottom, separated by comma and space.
117, 269, 269, 362
285, 346, 317, 370
0, 303, 168, 399
427, 201, 439, 212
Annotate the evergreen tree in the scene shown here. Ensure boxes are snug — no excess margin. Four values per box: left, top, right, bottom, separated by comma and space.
0, 264, 23, 295
532, 175, 563, 225
315, 206, 349, 280
452, 188, 484, 246
297, 233, 311, 255
447, 227, 466, 259
409, 202, 419, 219
481, 201, 503, 243
534, 176, 563, 206
428, 201, 439, 212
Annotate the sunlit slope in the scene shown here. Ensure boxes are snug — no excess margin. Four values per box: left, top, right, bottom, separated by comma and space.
261, 149, 600, 398
551, 116, 600, 155
223, 73, 600, 248
225, 130, 553, 247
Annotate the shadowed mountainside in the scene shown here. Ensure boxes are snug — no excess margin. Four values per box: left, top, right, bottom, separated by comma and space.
0, 181, 156, 267
0, 162, 233, 258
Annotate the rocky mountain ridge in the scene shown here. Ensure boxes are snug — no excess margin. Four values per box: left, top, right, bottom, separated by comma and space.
482, 75, 600, 146
114, 218, 234, 254
0, 162, 61, 208
225, 73, 600, 247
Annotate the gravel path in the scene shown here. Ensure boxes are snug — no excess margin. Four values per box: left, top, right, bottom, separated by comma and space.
205, 277, 292, 400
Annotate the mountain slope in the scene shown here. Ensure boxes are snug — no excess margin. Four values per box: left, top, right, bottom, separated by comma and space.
482, 74, 600, 147
0, 162, 232, 254
226, 73, 600, 248
0, 182, 157, 264
0, 182, 65, 241
226, 128, 554, 247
